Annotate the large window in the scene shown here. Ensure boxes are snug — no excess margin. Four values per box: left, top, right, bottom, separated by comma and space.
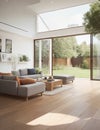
37, 4, 90, 32
34, 34, 90, 78
52, 35, 90, 78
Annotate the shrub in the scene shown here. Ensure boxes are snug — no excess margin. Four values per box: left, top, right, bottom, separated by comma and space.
81, 60, 89, 69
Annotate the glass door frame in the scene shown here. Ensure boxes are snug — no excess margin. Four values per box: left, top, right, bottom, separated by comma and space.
90, 34, 93, 80
90, 34, 100, 80
34, 38, 53, 76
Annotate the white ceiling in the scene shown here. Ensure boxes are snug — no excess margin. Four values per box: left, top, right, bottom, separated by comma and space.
29, 0, 96, 14
0, 0, 40, 6
1, 0, 96, 14
0, 0, 96, 37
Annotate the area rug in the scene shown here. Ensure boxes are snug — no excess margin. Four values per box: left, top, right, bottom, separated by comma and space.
43, 84, 73, 96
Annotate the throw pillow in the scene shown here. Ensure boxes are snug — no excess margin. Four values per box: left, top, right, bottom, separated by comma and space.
28, 68, 36, 75
12, 70, 20, 76
19, 69, 28, 76
19, 78, 36, 85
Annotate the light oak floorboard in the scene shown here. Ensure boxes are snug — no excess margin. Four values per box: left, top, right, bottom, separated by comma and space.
0, 78, 100, 130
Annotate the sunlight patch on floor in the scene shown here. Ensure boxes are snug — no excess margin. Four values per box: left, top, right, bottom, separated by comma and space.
27, 113, 80, 126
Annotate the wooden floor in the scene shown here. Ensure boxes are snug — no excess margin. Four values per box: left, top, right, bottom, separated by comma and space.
0, 78, 100, 130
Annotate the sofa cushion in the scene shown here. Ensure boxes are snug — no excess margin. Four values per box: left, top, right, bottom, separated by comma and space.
19, 78, 36, 85
12, 70, 20, 76
28, 68, 36, 75
19, 69, 28, 76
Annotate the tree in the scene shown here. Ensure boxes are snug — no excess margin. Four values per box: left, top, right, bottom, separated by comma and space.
79, 41, 90, 57
53, 37, 78, 58
83, 1, 100, 34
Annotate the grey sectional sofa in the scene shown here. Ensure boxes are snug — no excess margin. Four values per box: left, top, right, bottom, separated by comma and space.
0, 75, 45, 100
12, 68, 42, 79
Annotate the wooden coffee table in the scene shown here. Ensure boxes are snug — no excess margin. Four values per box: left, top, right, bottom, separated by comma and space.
44, 79, 62, 91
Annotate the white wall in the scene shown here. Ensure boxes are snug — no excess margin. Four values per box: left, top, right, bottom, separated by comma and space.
0, 1, 36, 37
0, 30, 34, 72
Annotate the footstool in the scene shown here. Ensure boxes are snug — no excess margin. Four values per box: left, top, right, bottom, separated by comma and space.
53, 75, 75, 84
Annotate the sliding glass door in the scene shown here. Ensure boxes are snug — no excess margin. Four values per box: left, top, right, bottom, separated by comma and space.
91, 34, 100, 80
34, 39, 52, 76
34, 34, 100, 80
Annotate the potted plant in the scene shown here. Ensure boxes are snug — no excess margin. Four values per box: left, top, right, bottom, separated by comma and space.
19, 55, 29, 62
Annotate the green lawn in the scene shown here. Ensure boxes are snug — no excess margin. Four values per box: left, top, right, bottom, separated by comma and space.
53, 66, 90, 78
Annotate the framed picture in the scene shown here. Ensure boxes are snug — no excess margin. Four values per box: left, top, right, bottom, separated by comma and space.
1, 53, 7, 62
5, 39, 12, 53
0, 39, 2, 52
0, 52, 12, 62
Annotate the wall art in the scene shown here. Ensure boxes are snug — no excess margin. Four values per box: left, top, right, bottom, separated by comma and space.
5, 39, 12, 53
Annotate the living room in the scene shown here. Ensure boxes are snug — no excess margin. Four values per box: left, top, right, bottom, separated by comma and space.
0, 0, 100, 130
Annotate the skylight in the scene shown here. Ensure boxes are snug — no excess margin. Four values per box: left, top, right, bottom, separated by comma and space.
37, 4, 90, 32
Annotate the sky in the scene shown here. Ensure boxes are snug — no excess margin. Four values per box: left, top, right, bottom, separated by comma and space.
38, 3, 90, 32
76, 35, 90, 45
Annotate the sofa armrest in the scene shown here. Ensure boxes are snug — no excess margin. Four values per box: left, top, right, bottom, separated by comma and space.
0, 79, 18, 95
18, 82, 45, 97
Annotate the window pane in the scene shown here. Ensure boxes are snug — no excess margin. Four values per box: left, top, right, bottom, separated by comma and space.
34, 39, 52, 76
53, 34, 90, 78
37, 4, 90, 32
93, 34, 100, 80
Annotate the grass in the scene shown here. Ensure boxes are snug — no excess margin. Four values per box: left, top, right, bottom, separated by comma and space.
53, 66, 90, 78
